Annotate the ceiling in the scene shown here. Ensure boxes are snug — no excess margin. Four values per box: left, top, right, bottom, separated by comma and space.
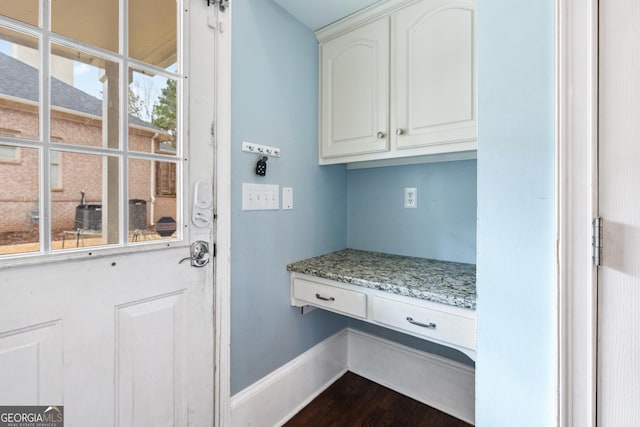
272, 0, 381, 31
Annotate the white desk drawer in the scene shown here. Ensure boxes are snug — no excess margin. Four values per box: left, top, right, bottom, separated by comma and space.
372, 296, 475, 350
293, 278, 367, 318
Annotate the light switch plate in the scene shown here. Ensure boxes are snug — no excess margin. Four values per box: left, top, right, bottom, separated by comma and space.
282, 187, 293, 210
242, 183, 280, 210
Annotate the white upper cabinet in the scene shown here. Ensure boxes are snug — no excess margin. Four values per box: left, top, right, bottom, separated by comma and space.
393, 0, 477, 149
317, 0, 477, 166
320, 18, 389, 159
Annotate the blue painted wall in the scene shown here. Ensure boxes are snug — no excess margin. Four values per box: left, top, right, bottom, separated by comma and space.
230, 0, 349, 395
347, 160, 477, 264
231, 3, 558, 424
476, 0, 556, 425
345, 160, 477, 367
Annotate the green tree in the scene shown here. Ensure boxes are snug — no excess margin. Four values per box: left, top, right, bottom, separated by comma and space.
129, 88, 144, 119
152, 79, 177, 138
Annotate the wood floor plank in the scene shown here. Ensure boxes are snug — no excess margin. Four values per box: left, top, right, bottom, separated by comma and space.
284, 371, 473, 427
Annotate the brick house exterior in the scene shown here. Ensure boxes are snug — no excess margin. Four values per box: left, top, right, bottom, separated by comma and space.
0, 52, 176, 236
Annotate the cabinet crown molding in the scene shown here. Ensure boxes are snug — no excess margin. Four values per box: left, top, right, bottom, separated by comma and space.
315, 0, 474, 42
316, 0, 417, 42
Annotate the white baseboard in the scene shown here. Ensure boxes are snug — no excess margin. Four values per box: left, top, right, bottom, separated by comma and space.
347, 328, 475, 424
230, 327, 475, 426
230, 329, 349, 427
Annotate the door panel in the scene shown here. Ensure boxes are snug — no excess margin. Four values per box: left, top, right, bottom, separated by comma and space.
0, 321, 63, 405
598, 0, 640, 424
116, 291, 187, 427
0, 0, 216, 425
0, 246, 213, 425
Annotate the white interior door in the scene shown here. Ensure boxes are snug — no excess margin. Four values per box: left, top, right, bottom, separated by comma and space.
0, 0, 220, 425
597, 0, 640, 424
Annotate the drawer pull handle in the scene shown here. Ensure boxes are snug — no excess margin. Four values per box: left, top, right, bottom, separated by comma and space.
315, 293, 335, 302
406, 317, 436, 329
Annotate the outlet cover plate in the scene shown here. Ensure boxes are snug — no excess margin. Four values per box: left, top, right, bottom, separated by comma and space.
404, 187, 418, 208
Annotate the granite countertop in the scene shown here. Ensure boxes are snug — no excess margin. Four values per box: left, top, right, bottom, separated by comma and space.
287, 249, 476, 310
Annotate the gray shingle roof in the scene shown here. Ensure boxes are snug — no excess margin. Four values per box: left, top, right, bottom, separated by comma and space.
0, 52, 155, 128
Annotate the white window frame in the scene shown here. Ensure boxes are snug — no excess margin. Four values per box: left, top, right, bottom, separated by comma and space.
0, 0, 188, 261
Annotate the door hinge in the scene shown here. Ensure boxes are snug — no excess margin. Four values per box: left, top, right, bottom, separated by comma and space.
592, 217, 603, 267
207, 0, 229, 11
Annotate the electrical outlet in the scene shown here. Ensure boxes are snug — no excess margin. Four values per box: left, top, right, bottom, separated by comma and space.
404, 187, 418, 208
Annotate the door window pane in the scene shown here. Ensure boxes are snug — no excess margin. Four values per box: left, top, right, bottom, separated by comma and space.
0, 28, 40, 140
0, 1, 39, 27
50, 44, 120, 150
52, 0, 118, 53
51, 151, 120, 250
128, 158, 178, 242
129, 0, 177, 70
129, 69, 177, 156
0, 146, 40, 256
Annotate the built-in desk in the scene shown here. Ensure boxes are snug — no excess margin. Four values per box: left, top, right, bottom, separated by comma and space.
287, 249, 477, 360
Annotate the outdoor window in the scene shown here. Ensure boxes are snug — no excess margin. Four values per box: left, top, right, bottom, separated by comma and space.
0, 0, 182, 257
156, 161, 177, 196
0, 144, 19, 163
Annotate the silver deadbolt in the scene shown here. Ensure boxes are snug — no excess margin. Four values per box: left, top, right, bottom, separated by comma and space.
179, 241, 210, 267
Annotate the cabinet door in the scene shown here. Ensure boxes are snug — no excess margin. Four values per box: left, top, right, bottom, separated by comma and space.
392, 0, 477, 149
320, 18, 389, 161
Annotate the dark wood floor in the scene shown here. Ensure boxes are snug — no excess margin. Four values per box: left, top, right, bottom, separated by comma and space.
284, 371, 473, 427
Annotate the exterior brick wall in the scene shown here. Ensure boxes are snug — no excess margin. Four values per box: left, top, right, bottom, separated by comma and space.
0, 103, 176, 235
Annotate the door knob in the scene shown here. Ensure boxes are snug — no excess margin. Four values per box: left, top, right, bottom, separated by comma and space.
396, 128, 406, 136
376, 131, 386, 139
179, 241, 210, 267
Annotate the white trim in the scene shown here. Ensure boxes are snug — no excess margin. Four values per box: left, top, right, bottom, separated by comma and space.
214, 2, 232, 426
229, 328, 475, 427
558, 0, 599, 426
230, 329, 350, 427
316, 0, 427, 42
348, 329, 475, 425
345, 150, 477, 170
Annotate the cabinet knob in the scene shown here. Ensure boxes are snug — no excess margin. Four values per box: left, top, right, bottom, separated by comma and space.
376, 131, 386, 139
396, 128, 406, 136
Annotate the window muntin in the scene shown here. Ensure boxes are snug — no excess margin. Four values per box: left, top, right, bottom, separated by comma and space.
0, 0, 183, 258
